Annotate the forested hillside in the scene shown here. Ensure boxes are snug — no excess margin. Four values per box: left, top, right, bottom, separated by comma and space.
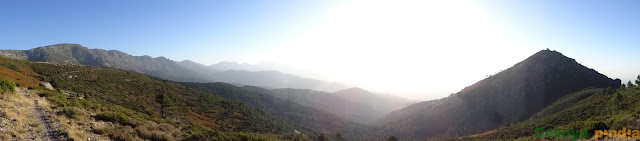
182, 82, 372, 139
0, 57, 316, 140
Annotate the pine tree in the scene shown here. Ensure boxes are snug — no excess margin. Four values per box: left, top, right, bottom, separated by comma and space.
628, 80, 636, 88
156, 93, 173, 118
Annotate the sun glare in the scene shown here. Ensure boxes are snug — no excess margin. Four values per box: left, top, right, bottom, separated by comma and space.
264, 0, 536, 99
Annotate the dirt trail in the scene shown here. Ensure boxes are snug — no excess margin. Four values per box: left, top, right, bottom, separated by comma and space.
33, 99, 57, 141
14, 87, 58, 141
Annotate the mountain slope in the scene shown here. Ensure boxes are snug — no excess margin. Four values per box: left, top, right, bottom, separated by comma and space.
0, 57, 313, 140
468, 84, 639, 140
254, 87, 414, 124
0, 44, 348, 92
177, 60, 220, 75
209, 61, 258, 72
0, 44, 210, 82
31, 61, 311, 134
181, 83, 371, 139
209, 70, 346, 91
375, 50, 621, 139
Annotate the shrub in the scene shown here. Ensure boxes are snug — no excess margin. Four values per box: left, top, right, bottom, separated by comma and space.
94, 112, 138, 127
149, 130, 174, 141
582, 120, 608, 133
513, 136, 535, 141
281, 132, 312, 141
102, 125, 138, 141
608, 114, 634, 130
61, 107, 79, 119
38, 90, 57, 97
0, 79, 15, 94
181, 130, 279, 141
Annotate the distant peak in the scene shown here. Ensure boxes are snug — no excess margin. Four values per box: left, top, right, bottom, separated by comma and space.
39, 43, 86, 49
217, 61, 240, 64
522, 49, 574, 63
535, 49, 563, 56
180, 60, 196, 63
50, 43, 82, 46
335, 87, 371, 94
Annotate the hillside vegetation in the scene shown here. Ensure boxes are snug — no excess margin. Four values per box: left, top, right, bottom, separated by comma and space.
375, 50, 621, 140
458, 81, 640, 140
0, 44, 348, 92
0, 57, 314, 140
181, 82, 373, 139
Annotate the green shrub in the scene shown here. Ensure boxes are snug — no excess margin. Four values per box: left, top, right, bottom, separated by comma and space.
608, 114, 633, 130
582, 120, 608, 133
0, 79, 15, 93
181, 130, 279, 141
38, 90, 57, 97
95, 112, 138, 127
61, 107, 79, 119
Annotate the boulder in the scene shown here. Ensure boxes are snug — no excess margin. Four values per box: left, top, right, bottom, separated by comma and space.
39, 82, 54, 90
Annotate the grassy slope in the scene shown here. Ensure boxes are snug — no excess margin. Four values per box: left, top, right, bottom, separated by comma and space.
0, 57, 313, 140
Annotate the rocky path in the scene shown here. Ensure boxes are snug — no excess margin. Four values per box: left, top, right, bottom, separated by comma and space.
33, 99, 57, 141
1, 87, 108, 141
13, 87, 59, 141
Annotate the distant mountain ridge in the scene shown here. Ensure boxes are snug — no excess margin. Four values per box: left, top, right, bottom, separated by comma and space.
0, 44, 209, 82
209, 61, 258, 71
208, 70, 347, 92
0, 43, 348, 92
253, 87, 415, 124
374, 49, 621, 139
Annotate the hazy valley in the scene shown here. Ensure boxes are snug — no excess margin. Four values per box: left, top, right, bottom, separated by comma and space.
0, 43, 636, 141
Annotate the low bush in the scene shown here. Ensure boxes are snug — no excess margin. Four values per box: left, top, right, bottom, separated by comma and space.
181, 130, 279, 141
38, 90, 57, 97
94, 112, 138, 127
0, 79, 15, 94
582, 120, 608, 133
61, 107, 79, 119
607, 114, 634, 130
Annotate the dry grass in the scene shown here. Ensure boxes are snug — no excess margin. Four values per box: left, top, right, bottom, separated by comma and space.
0, 87, 106, 141
68, 125, 88, 141
91, 120, 179, 141
50, 103, 94, 141
0, 88, 37, 140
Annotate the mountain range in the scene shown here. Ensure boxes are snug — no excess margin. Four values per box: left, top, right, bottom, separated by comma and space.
259, 87, 415, 124
0, 44, 209, 82
0, 44, 632, 140
0, 44, 348, 92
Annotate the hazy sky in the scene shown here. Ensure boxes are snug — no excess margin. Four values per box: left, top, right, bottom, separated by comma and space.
1, 0, 639, 100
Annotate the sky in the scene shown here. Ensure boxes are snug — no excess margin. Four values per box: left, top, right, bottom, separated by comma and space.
1, 0, 639, 100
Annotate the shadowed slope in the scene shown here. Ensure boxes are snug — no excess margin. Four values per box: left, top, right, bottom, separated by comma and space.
375, 50, 621, 139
